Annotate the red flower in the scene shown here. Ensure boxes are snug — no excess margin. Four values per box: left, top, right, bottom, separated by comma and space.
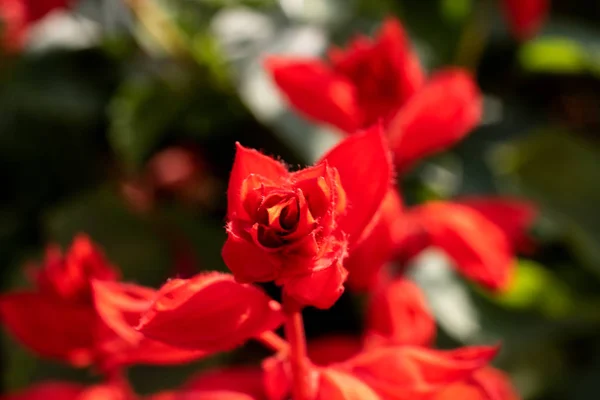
364, 278, 436, 348
0, 235, 116, 367
222, 125, 393, 309
433, 367, 520, 400
137, 272, 284, 350
266, 18, 482, 173
0, 0, 71, 50
501, 0, 549, 41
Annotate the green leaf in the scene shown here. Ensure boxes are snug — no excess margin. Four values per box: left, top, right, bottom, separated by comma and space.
108, 75, 188, 168
440, 0, 472, 24
486, 260, 574, 318
44, 187, 172, 286
519, 36, 600, 76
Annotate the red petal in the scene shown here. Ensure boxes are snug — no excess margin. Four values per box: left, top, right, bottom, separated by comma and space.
434, 367, 520, 400
92, 280, 207, 369
137, 273, 284, 351
0, 292, 96, 367
222, 227, 280, 283
364, 278, 436, 348
0, 382, 84, 400
263, 352, 292, 400
406, 202, 515, 292
319, 124, 394, 246
184, 367, 265, 398
501, 0, 549, 41
458, 197, 538, 254
92, 280, 156, 344
345, 189, 404, 291
388, 69, 482, 174
342, 345, 499, 400
77, 385, 129, 400
265, 57, 361, 133
376, 18, 425, 106
317, 368, 381, 400
283, 240, 349, 309
307, 336, 362, 366
178, 391, 257, 400
227, 143, 289, 221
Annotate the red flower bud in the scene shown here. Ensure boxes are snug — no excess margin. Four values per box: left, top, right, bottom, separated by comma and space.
223, 125, 393, 308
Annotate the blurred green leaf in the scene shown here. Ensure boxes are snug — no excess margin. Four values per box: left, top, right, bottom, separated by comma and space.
486, 260, 574, 318
44, 187, 171, 286
108, 76, 186, 168
492, 130, 600, 279
519, 36, 600, 76
440, 0, 472, 24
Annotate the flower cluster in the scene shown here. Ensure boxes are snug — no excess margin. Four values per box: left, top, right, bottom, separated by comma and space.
0, 13, 546, 400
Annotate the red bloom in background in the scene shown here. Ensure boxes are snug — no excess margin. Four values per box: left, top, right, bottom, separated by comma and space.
0, 235, 208, 371
345, 190, 537, 293
0, 0, 71, 50
266, 18, 482, 173
0, 235, 116, 367
501, 0, 549, 41
137, 272, 284, 351
222, 125, 393, 309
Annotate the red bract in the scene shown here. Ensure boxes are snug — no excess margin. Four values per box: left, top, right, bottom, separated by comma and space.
433, 367, 520, 400
0, 292, 97, 366
364, 278, 436, 348
0, 0, 71, 50
266, 18, 482, 173
317, 368, 381, 400
458, 197, 538, 254
400, 202, 515, 292
222, 125, 393, 308
344, 189, 404, 291
340, 345, 499, 400
387, 69, 482, 173
137, 272, 284, 350
501, 0, 549, 41
92, 280, 208, 370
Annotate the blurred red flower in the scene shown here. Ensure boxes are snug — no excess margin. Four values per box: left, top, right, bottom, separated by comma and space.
222, 125, 393, 309
0, 0, 71, 50
266, 18, 482, 173
0, 235, 207, 371
501, 0, 549, 40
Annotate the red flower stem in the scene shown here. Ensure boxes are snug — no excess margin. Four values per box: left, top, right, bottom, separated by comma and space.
257, 331, 289, 353
284, 302, 312, 400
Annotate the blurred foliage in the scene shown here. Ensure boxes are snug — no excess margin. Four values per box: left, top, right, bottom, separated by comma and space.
2, 0, 600, 399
